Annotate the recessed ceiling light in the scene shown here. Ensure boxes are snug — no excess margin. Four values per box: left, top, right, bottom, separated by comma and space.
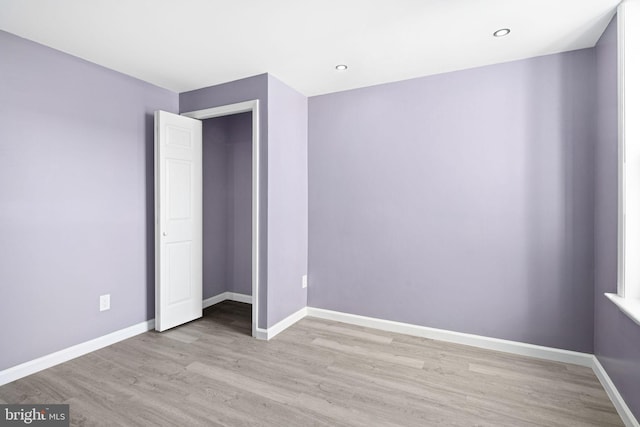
493, 28, 511, 37
335, 64, 348, 71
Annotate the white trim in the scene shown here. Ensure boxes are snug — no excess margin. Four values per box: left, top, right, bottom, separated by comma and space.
181, 100, 255, 120
605, 293, 640, 326
593, 357, 640, 427
202, 293, 228, 309
306, 307, 593, 367
618, 0, 627, 298
182, 100, 261, 339
0, 320, 155, 387
254, 307, 308, 341
202, 292, 252, 309
227, 292, 252, 304
251, 101, 261, 339
618, 0, 640, 301
265, 307, 308, 340
254, 328, 269, 340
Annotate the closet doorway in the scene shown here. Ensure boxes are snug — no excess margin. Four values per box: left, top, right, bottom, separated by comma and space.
155, 100, 261, 338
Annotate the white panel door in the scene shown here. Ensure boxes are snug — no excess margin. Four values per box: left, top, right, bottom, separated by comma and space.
155, 110, 203, 331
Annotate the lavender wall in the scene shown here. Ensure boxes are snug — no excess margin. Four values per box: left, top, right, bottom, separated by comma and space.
202, 118, 229, 298
0, 31, 178, 370
594, 16, 640, 419
266, 75, 308, 326
308, 50, 596, 352
181, 75, 269, 328
202, 113, 253, 298
225, 113, 253, 296
5, 25, 634, 419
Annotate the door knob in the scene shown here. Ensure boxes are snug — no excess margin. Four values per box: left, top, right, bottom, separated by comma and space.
162, 232, 167, 236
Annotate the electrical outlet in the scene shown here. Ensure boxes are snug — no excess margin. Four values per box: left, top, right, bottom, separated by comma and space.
302, 274, 308, 289
100, 294, 110, 311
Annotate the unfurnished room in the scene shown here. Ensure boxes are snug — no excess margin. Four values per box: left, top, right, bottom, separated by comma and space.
1, 0, 640, 426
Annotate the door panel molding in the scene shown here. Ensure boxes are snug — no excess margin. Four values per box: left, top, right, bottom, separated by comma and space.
155, 110, 203, 332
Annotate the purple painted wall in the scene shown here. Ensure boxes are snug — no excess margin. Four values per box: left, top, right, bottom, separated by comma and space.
202, 113, 252, 298
0, 31, 178, 370
594, 16, 640, 419
266, 75, 308, 326
225, 113, 253, 296
202, 113, 253, 298
5, 22, 636, 420
308, 50, 596, 353
180, 75, 269, 328
202, 118, 229, 298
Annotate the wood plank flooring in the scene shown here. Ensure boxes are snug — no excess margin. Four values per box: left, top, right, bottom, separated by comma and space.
0, 301, 624, 426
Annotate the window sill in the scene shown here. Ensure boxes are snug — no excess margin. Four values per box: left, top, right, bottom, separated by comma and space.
605, 293, 640, 326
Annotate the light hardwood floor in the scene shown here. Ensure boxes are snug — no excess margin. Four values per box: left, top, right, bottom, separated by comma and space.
0, 301, 624, 426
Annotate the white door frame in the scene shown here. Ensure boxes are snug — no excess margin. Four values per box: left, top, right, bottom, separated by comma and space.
182, 100, 261, 338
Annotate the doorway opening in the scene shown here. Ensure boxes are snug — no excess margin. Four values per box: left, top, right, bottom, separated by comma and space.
201, 111, 253, 334
181, 100, 261, 337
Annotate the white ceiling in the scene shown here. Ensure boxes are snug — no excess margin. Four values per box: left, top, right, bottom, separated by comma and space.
0, 0, 620, 96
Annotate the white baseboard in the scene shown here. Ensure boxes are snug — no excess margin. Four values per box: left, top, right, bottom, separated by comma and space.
203, 292, 252, 309
0, 319, 154, 387
254, 328, 268, 340
227, 292, 252, 304
202, 293, 228, 309
592, 357, 640, 427
202, 292, 253, 309
1, 293, 251, 386
306, 307, 637, 424
3, 300, 638, 427
255, 307, 308, 340
306, 307, 594, 367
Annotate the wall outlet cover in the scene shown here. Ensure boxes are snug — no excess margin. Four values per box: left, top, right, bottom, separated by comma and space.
100, 294, 110, 311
